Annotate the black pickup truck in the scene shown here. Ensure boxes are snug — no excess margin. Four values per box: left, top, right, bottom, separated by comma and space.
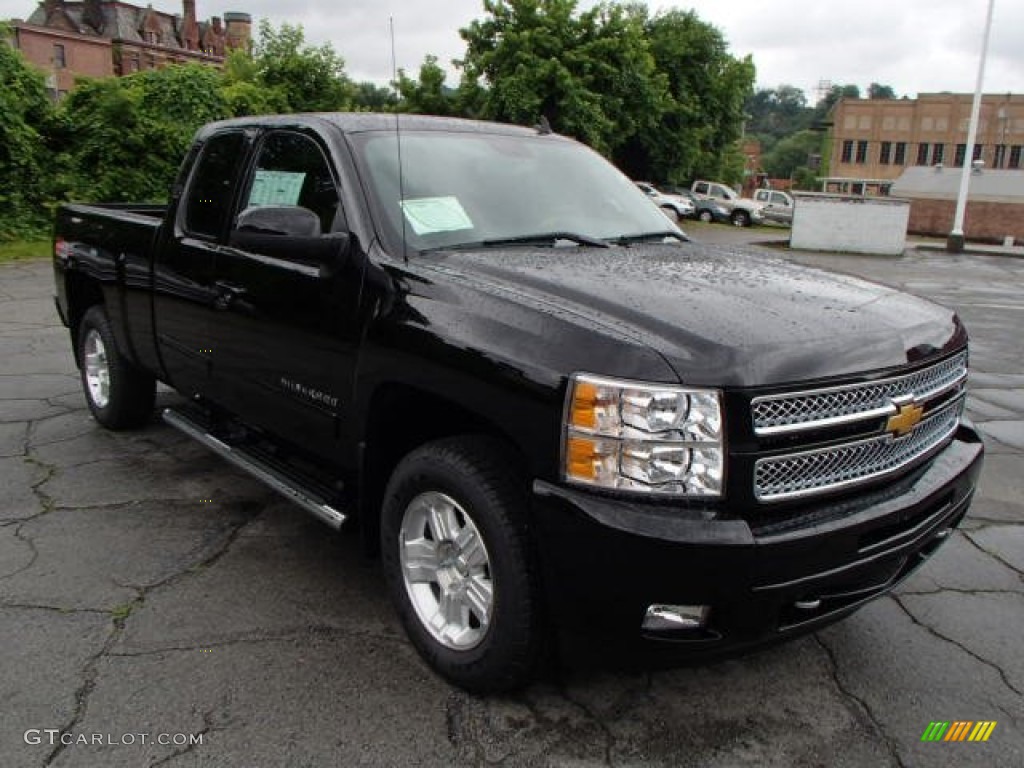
53, 113, 983, 691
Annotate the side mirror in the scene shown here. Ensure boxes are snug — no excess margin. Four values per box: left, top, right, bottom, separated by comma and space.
229, 207, 350, 278
236, 205, 322, 238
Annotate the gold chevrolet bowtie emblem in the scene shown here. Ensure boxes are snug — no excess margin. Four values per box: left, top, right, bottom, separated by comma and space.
887, 401, 924, 437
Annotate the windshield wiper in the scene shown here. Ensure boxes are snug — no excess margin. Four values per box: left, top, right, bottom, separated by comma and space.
608, 231, 689, 245
445, 232, 611, 250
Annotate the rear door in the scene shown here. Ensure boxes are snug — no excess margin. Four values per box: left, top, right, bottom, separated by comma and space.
210, 128, 363, 463
154, 131, 248, 398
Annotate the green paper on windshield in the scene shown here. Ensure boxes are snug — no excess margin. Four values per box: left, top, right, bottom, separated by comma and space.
401, 196, 474, 235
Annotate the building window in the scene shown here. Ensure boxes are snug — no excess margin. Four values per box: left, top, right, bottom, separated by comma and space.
921, 116, 934, 131
52, 44, 66, 68
145, 54, 156, 69
879, 141, 892, 164
973, 144, 984, 162
916, 143, 929, 165
993, 145, 1007, 169
1009, 145, 1022, 169
893, 142, 907, 165
856, 140, 868, 164
933, 144, 945, 165
129, 53, 140, 72
841, 140, 854, 164
954, 144, 966, 167
858, 115, 872, 130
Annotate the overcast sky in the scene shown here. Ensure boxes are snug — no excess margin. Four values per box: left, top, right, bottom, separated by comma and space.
6, 0, 1021, 101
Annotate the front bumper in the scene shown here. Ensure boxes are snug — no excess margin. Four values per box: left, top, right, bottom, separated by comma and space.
531, 424, 983, 656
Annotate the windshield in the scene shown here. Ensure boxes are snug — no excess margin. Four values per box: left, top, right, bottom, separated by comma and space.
351, 130, 678, 252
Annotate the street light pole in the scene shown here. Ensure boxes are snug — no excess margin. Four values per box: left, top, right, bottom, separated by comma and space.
947, 0, 997, 253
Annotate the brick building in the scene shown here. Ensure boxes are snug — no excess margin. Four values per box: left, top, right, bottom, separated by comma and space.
829, 93, 1024, 182
891, 166, 1024, 244
7, 1, 251, 98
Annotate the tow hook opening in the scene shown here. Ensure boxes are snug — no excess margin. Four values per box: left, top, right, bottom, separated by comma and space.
641, 604, 720, 642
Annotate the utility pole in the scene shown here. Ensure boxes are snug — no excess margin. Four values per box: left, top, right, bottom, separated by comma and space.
947, 0, 996, 253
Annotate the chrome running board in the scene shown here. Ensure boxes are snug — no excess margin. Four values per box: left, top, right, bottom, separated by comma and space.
162, 407, 347, 530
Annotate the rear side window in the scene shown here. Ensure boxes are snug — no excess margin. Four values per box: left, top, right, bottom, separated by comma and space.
184, 132, 247, 238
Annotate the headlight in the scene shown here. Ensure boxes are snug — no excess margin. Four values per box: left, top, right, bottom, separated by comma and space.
563, 374, 724, 497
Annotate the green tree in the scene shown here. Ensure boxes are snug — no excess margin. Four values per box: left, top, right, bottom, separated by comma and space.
867, 82, 897, 100
459, 1, 668, 155
812, 83, 860, 124
220, 79, 289, 116
636, 8, 755, 183
458, 1, 752, 182
252, 20, 355, 112
745, 84, 811, 148
55, 65, 229, 202
353, 81, 398, 111
0, 25, 56, 239
397, 55, 457, 115
762, 129, 821, 178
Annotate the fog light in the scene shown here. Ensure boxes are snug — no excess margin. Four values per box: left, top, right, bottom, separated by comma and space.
642, 604, 710, 632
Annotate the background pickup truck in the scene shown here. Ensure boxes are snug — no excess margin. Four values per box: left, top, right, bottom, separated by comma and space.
753, 188, 796, 225
691, 179, 764, 227
54, 114, 983, 692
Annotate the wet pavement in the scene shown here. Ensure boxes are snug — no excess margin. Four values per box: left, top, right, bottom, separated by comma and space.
1, 232, 1021, 766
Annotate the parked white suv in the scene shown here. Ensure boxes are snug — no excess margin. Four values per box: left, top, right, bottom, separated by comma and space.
691, 180, 764, 227
635, 182, 694, 222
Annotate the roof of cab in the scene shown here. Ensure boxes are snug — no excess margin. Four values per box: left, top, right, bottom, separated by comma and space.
196, 112, 543, 139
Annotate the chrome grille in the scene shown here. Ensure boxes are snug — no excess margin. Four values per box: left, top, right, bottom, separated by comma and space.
752, 352, 967, 436
754, 396, 963, 502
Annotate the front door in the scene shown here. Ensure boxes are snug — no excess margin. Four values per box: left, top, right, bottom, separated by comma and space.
210, 128, 364, 463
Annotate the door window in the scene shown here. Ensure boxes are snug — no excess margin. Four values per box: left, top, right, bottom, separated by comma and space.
184, 132, 247, 239
244, 131, 341, 234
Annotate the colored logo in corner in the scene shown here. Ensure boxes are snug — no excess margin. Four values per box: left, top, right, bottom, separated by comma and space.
921, 721, 997, 742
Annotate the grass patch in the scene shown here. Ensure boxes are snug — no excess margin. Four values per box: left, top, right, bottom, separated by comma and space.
110, 602, 136, 621
0, 240, 50, 263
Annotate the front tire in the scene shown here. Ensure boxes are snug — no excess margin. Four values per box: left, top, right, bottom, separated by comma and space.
77, 305, 155, 430
380, 437, 543, 692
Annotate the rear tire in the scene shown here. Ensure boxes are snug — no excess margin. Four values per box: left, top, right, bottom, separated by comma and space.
698, 209, 714, 223
380, 436, 543, 692
77, 305, 155, 430
731, 210, 751, 227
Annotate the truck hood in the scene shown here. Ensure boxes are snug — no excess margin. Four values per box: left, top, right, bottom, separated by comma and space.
426, 242, 964, 388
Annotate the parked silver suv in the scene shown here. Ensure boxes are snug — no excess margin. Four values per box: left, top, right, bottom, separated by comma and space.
691, 180, 764, 227
634, 182, 694, 222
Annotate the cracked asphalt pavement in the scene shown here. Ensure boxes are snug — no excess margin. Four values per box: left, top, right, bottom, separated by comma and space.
1, 235, 1022, 767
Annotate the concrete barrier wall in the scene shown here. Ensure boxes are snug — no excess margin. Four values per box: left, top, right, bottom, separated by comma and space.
790, 194, 910, 256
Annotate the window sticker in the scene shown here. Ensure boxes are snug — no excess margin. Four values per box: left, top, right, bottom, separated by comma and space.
248, 169, 306, 206
400, 196, 474, 235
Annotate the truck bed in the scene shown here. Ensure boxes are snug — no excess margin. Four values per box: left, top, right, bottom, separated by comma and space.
54, 202, 168, 377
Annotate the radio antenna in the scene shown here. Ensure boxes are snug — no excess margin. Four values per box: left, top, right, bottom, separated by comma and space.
390, 17, 409, 264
